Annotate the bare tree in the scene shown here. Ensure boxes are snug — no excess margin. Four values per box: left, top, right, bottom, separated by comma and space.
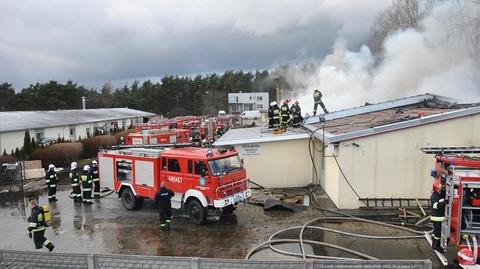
367, 0, 433, 58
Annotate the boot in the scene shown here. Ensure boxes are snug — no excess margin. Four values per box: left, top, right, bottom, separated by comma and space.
46, 242, 55, 252
432, 238, 444, 253
165, 221, 171, 231
160, 225, 166, 232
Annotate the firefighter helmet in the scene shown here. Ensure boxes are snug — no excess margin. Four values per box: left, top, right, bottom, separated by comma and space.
92, 160, 97, 165
71, 162, 77, 170
83, 165, 90, 171
271, 101, 277, 106
432, 181, 442, 192
48, 164, 55, 170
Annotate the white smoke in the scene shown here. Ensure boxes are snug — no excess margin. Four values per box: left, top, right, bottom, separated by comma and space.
283, 0, 480, 115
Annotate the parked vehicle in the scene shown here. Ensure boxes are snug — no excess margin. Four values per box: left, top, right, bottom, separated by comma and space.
98, 146, 251, 224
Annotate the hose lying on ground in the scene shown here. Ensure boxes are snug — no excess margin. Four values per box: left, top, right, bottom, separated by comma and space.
246, 211, 432, 261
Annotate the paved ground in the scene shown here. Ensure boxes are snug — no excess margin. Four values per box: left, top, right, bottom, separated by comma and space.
0, 185, 442, 267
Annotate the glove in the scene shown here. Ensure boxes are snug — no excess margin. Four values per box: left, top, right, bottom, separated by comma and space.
28, 232, 32, 239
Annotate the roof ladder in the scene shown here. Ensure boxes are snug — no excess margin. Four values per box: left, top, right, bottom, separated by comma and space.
421, 147, 480, 154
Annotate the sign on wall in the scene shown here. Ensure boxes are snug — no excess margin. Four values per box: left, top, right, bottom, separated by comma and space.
240, 143, 261, 155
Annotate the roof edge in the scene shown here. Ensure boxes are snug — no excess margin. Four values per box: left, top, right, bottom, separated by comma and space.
214, 133, 310, 146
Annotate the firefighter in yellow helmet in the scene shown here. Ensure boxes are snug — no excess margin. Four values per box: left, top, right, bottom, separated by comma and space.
81, 165, 94, 204
430, 180, 446, 252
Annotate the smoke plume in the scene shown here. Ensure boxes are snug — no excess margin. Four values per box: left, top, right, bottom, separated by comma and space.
281, 1, 480, 115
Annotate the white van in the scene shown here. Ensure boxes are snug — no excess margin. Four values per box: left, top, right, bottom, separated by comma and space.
241, 110, 261, 120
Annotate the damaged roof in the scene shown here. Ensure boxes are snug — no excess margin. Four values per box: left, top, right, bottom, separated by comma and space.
306, 93, 480, 143
214, 126, 310, 146
0, 108, 156, 133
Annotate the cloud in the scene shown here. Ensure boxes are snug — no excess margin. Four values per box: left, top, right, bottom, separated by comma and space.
0, 0, 390, 89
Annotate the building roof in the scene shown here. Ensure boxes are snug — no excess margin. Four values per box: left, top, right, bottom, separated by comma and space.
214, 126, 310, 146
0, 108, 156, 133
305, 94, 480, 143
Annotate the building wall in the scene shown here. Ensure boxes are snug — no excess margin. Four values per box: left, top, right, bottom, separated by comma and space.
323, 114, 480, 209
235, 138, 323, 188
228, 92, 269, 113
0, 117, 139, 154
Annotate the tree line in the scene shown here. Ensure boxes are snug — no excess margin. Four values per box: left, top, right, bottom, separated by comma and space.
0, 70, 286, 116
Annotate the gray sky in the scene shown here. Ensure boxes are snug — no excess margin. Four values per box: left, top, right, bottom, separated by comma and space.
0, 0, 391, 90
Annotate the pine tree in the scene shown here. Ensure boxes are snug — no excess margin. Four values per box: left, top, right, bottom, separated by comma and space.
23, 130, 32, 155
2, 149, 7, 156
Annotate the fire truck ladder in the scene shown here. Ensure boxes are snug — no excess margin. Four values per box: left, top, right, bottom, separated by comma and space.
421, 147, 480, 154
442, 174, 455, 251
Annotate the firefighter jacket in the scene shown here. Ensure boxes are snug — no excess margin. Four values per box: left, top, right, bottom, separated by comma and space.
313, 90, 322, 103
291, 104, 301, 119
280, 104, 290, 118
90, 166, 99, 182
45, 170, 58, 186
155, 187, 175, 209
28, 206, 46, 233
430, 191, 446, 222
268, 106, 274, 120
81, 170, 93, 191
272, 105, 280, 119
69, 169, 79, 187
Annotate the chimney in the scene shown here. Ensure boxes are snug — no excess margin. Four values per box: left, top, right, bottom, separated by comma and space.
81, 96, 87, 109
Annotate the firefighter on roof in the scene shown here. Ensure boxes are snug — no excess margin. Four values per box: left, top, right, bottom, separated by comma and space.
280, 99, 291, 128
27, 200, 55, 251
91, 160, 100, 198
69, 162, 81, 202
81, 165, 94, 204
430, 181, 446, 252
291, 100, 303, 127
45, 164, 58, 202
271, 101, 280, 129
155, 182, 175, 231
313, 89, 328, 116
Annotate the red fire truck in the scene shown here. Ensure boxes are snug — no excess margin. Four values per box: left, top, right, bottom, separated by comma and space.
98, 146, 251, 224
423, 147, 480, 267
126, 129, 191, 145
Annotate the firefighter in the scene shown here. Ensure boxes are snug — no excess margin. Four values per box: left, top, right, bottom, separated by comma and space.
155, 182, 175, 231
313, 89, 328, 116
69, 162, 81, 202
430, 181, 446, 252
45, 164, 58, 202
81, 165, 94, 204
27, 200, 54, 251
268, 102, 274, 128
91, 160, 100, 198
291, 100, 303, 128
119, 136, 125, 145
280, 99, 291, 128
271, 101, 281, 129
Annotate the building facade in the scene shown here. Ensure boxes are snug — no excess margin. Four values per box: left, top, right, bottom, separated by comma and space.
0, 108, 155, 153
228, 92, 269, 114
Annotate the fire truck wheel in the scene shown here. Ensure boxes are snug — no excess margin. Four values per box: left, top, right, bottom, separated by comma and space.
121, 188, 140, 210
187, 199, 206, 224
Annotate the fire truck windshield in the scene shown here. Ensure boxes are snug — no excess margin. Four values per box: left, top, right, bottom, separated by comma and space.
208, 155, 241, 176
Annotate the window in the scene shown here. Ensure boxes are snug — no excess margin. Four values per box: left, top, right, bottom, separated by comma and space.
208, 155, 241, 176
116, 160, 132, 181
257, 96, 263, 100
34, 129, 44, 142
188, 160, 193, 174
257, 104, 263, 109
195, 161, 208, 175
168, 159, 181, 172
86, 128, 91, 137
69, 127, 76, 140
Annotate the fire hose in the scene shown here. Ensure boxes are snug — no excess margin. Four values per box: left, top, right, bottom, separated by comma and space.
245, 212, 432, 261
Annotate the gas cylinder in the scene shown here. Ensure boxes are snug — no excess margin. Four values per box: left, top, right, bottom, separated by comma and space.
42, 205, 51, 223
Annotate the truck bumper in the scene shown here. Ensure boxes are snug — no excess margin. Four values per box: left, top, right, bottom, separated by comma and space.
213, 189, 251, 208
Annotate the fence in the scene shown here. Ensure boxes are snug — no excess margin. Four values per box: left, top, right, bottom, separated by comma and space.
0, 249, 432, 269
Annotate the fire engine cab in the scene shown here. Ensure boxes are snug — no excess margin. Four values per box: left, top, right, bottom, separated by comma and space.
423, 147, 480, 268
98, 146, 251, 224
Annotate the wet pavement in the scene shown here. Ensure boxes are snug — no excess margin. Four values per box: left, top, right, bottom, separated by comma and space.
0, 186, 442, 267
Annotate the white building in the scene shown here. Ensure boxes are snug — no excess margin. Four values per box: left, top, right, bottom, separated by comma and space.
228, 92, 269, 114
215, 94, 480, 209
0, 108, 155, 153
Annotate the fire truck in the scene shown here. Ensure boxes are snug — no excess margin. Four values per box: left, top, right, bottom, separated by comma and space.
98, 146, 251, 224
423, 147, 480, 267
126, 129, 191, 145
